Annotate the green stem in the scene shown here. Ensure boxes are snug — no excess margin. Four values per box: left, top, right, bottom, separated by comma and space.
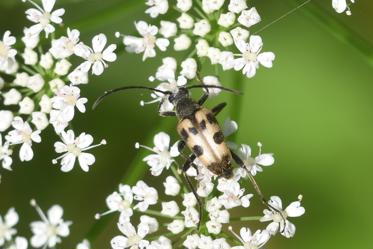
230, 216, 262, 221
137, 209, 183, 220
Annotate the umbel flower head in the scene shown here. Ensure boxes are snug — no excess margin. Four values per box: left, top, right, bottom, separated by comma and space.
96, 127, 305, 249
0, 0, 115, 173
117, 0, 275, 78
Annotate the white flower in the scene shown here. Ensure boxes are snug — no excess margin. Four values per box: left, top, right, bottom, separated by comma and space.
234, 35, 275, 78
98, 184, 134, 221
68, 68, 88, 85
54, 59, 72, 76
111, 222, 149, 249
237, 142, 275, 176
123, 21, 169, 61
238, 7, 261, 28
218, 12, 236, 28
163, 176, 181, 196
27, 74, 45, 92
230, 27, 249, 42
213, 238, 230, 249
6, 117, 41, 161
25, 0, 65, 37
76, 239, 90, 249
22, 48, 38, 65
0, 31, 17, 70
51, 85, 87, 122
332, 0, 354, 15
39, 95, 52, 113
182, 207, 199, 228
207, 47, 221, 64
198, 235, 213, 249
177, 13, 194, 29
174, 34, 192, 51
219, 51, 235, 70
196, 39, 209, 57
202, 76, 221, 96
217, 178, 253, 209
193, 19, 211, 37
19, 97, 35, 114
30, 201, 72, 248
182, 192, 197, 207
202, 0, 225, 13
159, 21, 177, 38
167, 220, 184, 234
180, 58, 197, 79
145, 0, 169, 18
75, 34, 117, 75
40, 52, 54, 69
49, 78, 67, 93
139, 215, 159, 234
0, 208, 18, 246
0, 110, 13, 132
148, 236, 172, 249
14, 72, 29, 87
53, 130, 106, 172
228, 0, 248, 13
136, 132, 180, 176
229, 227, 270, 249
218, 32, 233, 47
132, 181, 158, 211
3, 89, 22, 105
206, 220, 222, 234
7, 236, 28, 249
0, 134, 13, 170
22, 27, 40, 49
177, 0, 192, 12
50, 28, 80, 59
184, 234, 200, 249
161, 201, 180, 217
31, 112, 49, 130
260, 196, 305, 238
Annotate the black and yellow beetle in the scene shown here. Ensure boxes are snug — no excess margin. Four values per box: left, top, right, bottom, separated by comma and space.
93, 84, 282, 223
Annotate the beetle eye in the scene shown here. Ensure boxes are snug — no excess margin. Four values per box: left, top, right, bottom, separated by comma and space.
168, 95, 175, 103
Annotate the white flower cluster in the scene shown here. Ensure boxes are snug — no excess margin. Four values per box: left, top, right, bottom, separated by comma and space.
118, 0, 275, 78
0, 0, 115, 172
97, 126, 305, 249
139, 56, 221, 112
332, 0, 355, 15
0, 200, 90, 249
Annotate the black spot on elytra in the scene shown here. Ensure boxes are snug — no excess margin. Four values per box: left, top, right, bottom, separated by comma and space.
193, 145, 203, 157
200, 120, 207, 130
188, 127, 198, 135
206, 113, 216, 124
180, 128, 189, 140
213, 131, 224, 144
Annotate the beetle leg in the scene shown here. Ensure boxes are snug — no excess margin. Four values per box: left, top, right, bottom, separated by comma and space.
230, 150, 286, 223
198, 93, 209, 106
178, 140, 186, 153
181, 154, 202, 228
212, 102, 227, 116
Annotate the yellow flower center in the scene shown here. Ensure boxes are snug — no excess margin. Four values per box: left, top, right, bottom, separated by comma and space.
67, 144, 81, 156
0, 42, 8, 58
243, 51, 257, 62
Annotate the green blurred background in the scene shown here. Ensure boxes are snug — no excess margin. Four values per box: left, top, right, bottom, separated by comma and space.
1, 0, 372, 248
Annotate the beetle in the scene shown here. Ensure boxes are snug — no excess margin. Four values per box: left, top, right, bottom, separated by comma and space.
93, 84, 282, 224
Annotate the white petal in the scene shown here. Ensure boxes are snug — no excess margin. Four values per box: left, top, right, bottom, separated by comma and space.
111, 235, 128, 249
5, 208, 19, 227
47, 205, 63, 224
92, 34, 107, 53
222, 119, 238, 137
153, 132, 170, 151
78, 153, 95, 172
92, 61, 104, 75
61, 153, 76, 172
102, 44, 117, 62
19, 143, 33, 161
255, 154, 274, 166
285, 201, 305, 217
249, 35, 263, 54
42, 0, 56, 12
332, 0, 348, 13
257, 52, 275, 68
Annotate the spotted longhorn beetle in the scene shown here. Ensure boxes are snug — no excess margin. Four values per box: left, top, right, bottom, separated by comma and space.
93, 84, 283, 225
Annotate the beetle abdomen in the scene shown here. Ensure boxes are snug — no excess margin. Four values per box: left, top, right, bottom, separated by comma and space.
177, 108, 233, 178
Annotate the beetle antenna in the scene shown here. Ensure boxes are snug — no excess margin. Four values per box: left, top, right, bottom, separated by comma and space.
186, 84, 242, 95
93, 86, 172, 110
